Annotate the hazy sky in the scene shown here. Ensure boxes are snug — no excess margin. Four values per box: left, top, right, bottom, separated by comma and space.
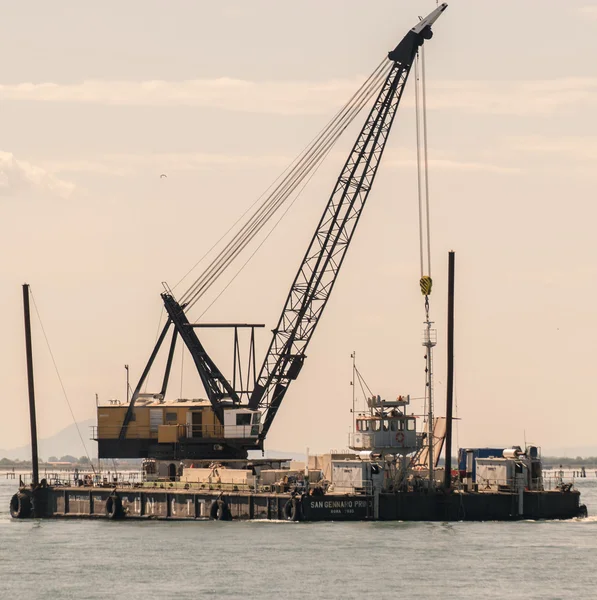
2, 1, 596, 457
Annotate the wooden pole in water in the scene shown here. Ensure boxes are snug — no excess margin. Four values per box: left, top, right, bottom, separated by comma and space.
23, 284, 40, 487
443, 252, 455, 490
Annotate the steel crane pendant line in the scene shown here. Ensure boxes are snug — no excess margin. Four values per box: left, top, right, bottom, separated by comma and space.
415, 51, 434, 300
119, 64, 392, 438
179, 61, 392, 311
249, 5, 447, 440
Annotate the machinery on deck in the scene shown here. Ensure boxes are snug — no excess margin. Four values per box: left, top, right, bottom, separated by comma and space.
94, 5, 448, 460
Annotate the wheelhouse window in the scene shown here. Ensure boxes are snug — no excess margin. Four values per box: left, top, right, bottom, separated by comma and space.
372, 420, 381, 432
358, 420, 370, 432
390, 420, 398, 432
236, 413, 252, 426
407, 418, 415, 431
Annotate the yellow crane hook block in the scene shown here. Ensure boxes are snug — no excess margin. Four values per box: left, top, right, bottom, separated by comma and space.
420, 276, 432, 296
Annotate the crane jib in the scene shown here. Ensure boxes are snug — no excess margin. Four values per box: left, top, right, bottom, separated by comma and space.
249, 17, 443, 440
118, 6, 446, 446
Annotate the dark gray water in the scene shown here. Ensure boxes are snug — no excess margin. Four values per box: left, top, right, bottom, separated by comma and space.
1, 477, 596, 600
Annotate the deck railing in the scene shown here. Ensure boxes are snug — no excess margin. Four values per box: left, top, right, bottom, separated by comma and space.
13, 470, 313, 494
17, 470, 143, 488
472, 475, 575, 492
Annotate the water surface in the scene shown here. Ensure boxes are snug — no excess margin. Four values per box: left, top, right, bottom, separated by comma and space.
1, 477, 595, 599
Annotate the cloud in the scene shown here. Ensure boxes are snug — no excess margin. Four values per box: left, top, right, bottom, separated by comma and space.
579, 6, 597, 18
426, 78, 597, 116
221, 5, 249, 19
41, 152, 291, 177
41, 148, 518, 178
384, 155, 520, 174
1, 76, 595, 117
0, 77, 361, 116
511, 136, 597, 161
0, 152, 75, 198
503, 136, 597, 179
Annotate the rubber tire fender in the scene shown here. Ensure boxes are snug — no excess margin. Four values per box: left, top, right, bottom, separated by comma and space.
209, 498, 230, 521
10, 493, 32, 519
105, 494, 124, 520
283, 496, 302, 522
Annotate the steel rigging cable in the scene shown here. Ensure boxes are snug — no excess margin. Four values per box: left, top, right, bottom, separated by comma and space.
197, 135, 335, 320
29, 290, 96, 473
180, 60, 391, 309
177, 59, 393, 311
415, 48, 432, 285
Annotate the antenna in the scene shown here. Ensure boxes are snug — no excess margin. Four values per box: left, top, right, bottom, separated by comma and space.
125, 364, 130, 403
524, 429, 527, 450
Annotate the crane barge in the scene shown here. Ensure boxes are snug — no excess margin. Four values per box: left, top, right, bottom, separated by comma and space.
93, 3, 448, 462
10, 4, 586, 522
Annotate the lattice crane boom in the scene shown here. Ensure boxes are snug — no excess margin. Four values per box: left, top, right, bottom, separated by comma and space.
248, 5, 447, 440
117, 4, 447, 449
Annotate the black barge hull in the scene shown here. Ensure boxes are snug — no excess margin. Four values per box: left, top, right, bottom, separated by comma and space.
10, 485, 584, 522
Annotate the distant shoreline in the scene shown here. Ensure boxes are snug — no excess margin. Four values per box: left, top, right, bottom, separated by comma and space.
1, 455, 597, 470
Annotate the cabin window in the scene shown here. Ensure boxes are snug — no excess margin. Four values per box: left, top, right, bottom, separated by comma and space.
251, 413, 261, 435
390, 420, 398, 432
165, 412, 177, 423
372, 420, 381, 432
398, 420, 405, 431
356, 420, 361, 432
363, 420, 370, 432
407, 419, 415, 431
236, 413, 252, 426
383, 419, 389, 432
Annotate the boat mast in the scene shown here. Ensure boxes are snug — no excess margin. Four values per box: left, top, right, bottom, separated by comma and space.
443, 251, 455, 489
22, 284, 40, 487
422, 308, 436, 485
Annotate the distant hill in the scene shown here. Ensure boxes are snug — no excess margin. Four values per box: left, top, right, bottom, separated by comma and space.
2, 423, 594, 463
1, 426, 302, 463
0, 419, 96, 461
